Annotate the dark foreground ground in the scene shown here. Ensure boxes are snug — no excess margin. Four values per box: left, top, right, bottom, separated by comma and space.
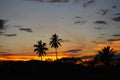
0, 60, 120, 80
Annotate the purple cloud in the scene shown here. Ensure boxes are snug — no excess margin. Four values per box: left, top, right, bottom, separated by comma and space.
107, 38, 120, 42
83, 0, 95, 8
97, 9, 109, 15
26, 0, 70, 3
59, 39, 70, 42
0, 19, 7, 30
94, 21, 107, 24
0, 31, 4, 35
112, 16, 120, 22
114, 13, 120, 16
0, 52, 13, 56
64, 49, 82, 53
4, 33, 17, 37
19, 28, 32, 32
112, 34, 120, 37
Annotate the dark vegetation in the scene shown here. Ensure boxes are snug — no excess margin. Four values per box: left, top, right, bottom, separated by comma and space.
0, 57, 120, 80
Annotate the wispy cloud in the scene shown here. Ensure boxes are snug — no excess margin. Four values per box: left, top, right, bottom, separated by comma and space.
60, 39, 70, 42
83, 0, 95, 8
64, 49, 82, 53
112, 16, 120, 22
14, 25, 23, 28
94, 21, 107, 24
112, 5, 117, 8
4, 33, 17, 37
26, 0, 70, 3
74, 20, 86, 24
114, 13, 120, 16
0, 52, 13, 56
112, 34, 120, 37
94, 26, 105, 30
48, 0, 69, 3
91, 34, 106, 44
19, 28, 32, 32
0, 31, 4, 35
26, 0, 82, 3
97, 9, 109, 15
0, 19, 7, 30
73, 16, 87, 24
74, 16, 81, 19
107, 38, 120, 41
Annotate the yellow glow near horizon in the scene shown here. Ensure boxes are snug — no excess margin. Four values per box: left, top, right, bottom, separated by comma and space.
0, 55, 68, 61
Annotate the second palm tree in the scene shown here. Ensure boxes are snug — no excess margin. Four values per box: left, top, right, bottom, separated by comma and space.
50, 33, 62, 60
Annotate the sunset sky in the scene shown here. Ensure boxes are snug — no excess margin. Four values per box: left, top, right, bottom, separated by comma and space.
0, 0, 120, 61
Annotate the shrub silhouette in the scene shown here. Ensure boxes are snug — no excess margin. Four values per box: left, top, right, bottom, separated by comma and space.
95, 46, 117, 66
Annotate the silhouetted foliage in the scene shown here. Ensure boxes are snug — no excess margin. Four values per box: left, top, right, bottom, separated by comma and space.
50, 33, 62, 60
94, 46, 117, 66
33, 40, 48, 61
57, 57, 82, 64
0, 60, 120, 80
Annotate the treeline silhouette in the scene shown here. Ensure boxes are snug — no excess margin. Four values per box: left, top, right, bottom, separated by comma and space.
0, 57, 120, 80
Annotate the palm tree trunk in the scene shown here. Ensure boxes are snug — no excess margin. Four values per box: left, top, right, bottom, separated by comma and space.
55, 48, 57, 60
41, 56, 42, 61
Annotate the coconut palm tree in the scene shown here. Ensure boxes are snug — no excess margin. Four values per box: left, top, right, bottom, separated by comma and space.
33, 40, 48, 61
95, 46, 117, 66
50, 33, 62, 60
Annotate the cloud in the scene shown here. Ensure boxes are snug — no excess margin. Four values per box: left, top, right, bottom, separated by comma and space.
112, 5, 117, 8
94, 26, 105, 30
59, 39, 70, 42
0, 19, 7, 30
107, 38, 120, 42
14, 25, 23, 28
112, 16, 120, 22
91, 34, 106, 44
112, 34, 120, 37
74, 16, 81, 18
48, 0, 69, 3
74, 20, 86, 24
83, 0, 95, 8
0, 52, 13, 56
4, 33, 17, 37
114, 13, 120, 16
97, 9, 109, 15
94, 21, 107, 24
0, 31, 4, 35
25, 0, 44, 2
26, 0, 82, 3
19, 28, 32, 32
26, 0, 70, 3
64, 49, 82, 53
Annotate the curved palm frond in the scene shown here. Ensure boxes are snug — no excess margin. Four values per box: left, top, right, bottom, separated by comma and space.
50, 33, 62, 60
33, 40, 48, 61
95, 46, 117, 66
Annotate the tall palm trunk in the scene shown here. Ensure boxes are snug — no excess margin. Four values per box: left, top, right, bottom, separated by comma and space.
41, 56, 42, 61
55, 48, 57, 60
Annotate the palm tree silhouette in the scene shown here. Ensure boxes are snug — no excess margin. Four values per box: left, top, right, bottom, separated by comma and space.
50, 33, 62, 60
33, 40, 48, 61
95, 46, 117, 66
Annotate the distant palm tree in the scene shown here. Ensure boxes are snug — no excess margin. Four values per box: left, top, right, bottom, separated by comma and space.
33, 40, 48, 61
50, 33, 62, 60
95, 46, 117, 66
